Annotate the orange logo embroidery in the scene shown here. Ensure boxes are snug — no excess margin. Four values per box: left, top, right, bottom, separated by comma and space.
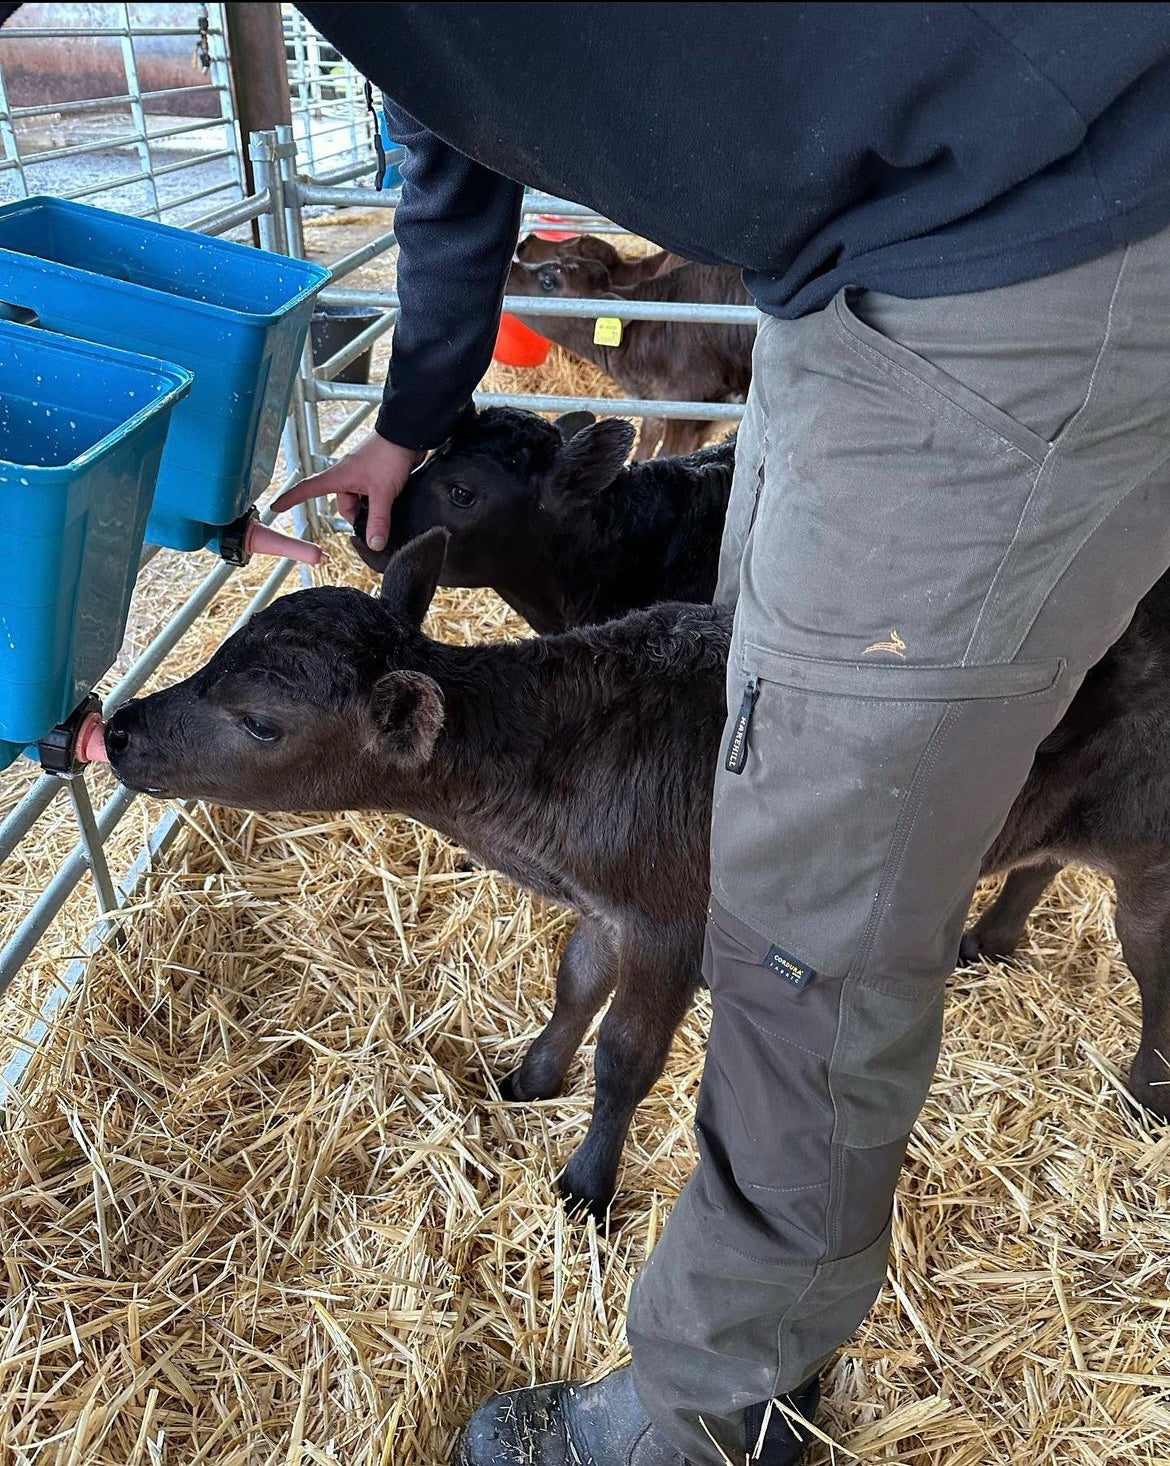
863, 629, 907, 659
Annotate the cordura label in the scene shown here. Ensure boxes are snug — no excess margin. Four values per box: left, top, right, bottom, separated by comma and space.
764, 944, 816, 989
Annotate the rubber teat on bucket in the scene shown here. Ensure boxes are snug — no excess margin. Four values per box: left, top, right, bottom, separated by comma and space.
75, 711, 109, 765
244, 520, 324, 564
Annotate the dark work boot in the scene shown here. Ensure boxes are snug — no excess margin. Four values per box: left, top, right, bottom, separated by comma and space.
456, 1364, 820, 1464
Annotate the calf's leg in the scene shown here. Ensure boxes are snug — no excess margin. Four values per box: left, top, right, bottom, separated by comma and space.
959, 859, 1063, 963
1113, 864, 1170, 1120
558, 934, 699, 1220
499, 919, 616, 1102
634, 417, 665, 459
659, 417, 708, 457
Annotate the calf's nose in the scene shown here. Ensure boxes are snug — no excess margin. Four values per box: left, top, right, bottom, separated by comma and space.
104, 721, 130, 757
105, 697, 145, 758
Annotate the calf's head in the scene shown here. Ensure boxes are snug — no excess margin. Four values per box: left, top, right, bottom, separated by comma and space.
352, 406, 635, 616
515, 233, 623, 272
106, 532, 452, 812
505, 255, 615, 302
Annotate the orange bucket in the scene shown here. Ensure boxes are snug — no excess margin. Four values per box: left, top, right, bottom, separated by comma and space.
493, 312, 551, 367
533, 213, 579, 242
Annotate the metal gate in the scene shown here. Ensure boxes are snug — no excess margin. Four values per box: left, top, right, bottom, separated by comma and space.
0, 2, 245, 224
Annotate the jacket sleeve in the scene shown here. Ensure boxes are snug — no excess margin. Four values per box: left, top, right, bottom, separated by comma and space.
375, 96, 523, 449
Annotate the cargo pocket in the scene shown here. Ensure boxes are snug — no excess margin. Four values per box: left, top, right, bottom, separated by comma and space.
832, 288, 1052, 468
710, 645, 1067, 987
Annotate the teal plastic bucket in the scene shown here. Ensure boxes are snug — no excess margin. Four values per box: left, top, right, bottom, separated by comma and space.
0, 197, 328, 552
0, 320, 192, 770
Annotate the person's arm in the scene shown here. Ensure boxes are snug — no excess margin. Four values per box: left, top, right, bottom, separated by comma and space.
275, 98, 522, 550
377, 97, 522, 448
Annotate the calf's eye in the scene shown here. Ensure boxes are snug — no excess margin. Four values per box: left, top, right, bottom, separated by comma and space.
538, 271, 559, 292
448, 484, 477, 508
242, 715, 281, 743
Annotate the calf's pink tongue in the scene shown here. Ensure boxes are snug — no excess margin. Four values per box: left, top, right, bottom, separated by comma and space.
75, 712, 109, 765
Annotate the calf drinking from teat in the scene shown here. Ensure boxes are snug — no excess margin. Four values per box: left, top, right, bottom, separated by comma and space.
106, 530, 728, 1219
104, 535, 1170, 1219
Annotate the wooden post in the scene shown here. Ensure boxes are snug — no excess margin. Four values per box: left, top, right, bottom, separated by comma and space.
224, 2, 292, 243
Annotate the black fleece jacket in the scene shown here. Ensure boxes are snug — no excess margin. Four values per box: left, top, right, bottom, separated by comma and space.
299, 6, 1170, 446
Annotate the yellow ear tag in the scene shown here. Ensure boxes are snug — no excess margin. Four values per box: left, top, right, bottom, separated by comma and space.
593, 316, 623, 347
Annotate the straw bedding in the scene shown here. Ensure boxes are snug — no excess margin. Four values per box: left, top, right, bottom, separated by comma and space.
0, 216, 1166, 1465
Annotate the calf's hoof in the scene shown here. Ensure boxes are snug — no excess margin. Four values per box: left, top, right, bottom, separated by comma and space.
497, 1068, 563, 1103
557, 1158, 614, 1224
958, 924, 1021, 965
1129, 1051, 1170, 1123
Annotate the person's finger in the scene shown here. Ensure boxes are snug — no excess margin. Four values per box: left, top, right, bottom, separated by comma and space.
363, 483, 395, 552
271, 461, 343, 514
336, 489, 363, 526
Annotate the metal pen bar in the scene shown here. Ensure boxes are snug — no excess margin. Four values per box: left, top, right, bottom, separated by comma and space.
473, 392, 743, 421
186, 189, 271, 237
321, 402, 376, 456
13, 115, 226, 169
68, 779, 119, 915
297, 157, 380, 188
289, 117, 366, 141
206, 1, 246, 203
293, 181, 617, 227
328, 227, 398, 283
321, 287, 757, 325
0, 779, 63, 867
138, 147, 236, 183
65, 167, 233, 214
294, 183, 400, 209
0, 53, 25, 200
0, 803, 186, 1106
0, 26, 226, 39
273, 128, 326, 476
119, 2, 161, 221
153, 176, 238, 217
311, 377, 744, 422
0, 782, 138, 994
9, 84, 227, 120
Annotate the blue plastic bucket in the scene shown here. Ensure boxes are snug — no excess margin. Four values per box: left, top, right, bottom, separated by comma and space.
0, 320, 191, 770
379, 111, 404, 189
0, 197, 329, 553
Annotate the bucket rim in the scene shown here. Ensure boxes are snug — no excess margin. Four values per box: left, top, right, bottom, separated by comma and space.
0, 318, 193, 476
0, 196, 331, 328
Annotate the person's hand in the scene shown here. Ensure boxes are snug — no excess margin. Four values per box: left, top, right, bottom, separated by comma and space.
272, 432, 421, 552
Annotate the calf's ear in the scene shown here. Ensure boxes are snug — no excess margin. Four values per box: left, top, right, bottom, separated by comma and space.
554, 410, 597, 441
449, 399, 478, 439
551, 417, 636, 497
380, 527, 449, 624
369, 670, 445, 765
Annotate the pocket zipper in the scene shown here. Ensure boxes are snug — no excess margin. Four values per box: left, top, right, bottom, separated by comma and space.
724, 676, 759, 774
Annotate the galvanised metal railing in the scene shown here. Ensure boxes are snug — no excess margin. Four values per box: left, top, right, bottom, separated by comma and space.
282, 2, 372, 179
0, 3, 245, 225
282, 149, 755, 475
